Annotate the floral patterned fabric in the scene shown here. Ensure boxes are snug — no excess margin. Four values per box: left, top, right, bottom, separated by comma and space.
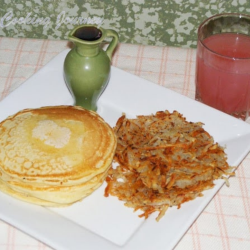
0, 0, 249, 48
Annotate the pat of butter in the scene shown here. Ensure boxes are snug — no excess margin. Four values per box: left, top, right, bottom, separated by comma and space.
32, 120, 71, 148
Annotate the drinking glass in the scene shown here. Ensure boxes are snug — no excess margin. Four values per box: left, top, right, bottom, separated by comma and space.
195, 13, 250, 120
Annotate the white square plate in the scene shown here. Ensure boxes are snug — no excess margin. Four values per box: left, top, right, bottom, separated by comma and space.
1, 50, 250, 250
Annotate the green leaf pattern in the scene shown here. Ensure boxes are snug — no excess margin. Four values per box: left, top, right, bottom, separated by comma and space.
0, 0, 249, 48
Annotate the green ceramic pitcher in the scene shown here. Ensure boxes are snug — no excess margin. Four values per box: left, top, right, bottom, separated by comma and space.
64, 25, 119, 111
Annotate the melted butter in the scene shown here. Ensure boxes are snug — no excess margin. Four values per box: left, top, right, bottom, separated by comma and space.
32, 120, 71, 148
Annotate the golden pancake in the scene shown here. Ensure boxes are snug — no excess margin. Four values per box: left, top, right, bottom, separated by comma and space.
0, 178, 103, 207
0, 105, 117, 205
4, 167, 109, 204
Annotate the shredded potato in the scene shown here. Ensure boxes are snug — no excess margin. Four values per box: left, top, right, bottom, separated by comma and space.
105, 110, 234, 221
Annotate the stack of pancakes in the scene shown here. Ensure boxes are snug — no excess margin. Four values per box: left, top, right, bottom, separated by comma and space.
0, 106, 117, 206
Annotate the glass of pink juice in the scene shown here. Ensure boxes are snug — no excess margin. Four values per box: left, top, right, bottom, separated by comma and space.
195, 13, 250, 120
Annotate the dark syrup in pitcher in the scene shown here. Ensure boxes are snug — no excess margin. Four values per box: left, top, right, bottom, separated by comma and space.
73, 27, 102, 41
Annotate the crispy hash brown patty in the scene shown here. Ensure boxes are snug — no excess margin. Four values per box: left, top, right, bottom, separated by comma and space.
105, 110, 234, 221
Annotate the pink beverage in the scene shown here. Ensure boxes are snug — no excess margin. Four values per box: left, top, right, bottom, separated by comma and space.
195, 33, 250, 119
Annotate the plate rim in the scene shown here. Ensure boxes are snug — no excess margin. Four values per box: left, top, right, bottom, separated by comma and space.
0, 49, 250, 250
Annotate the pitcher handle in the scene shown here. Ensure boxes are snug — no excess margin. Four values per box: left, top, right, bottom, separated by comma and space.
104, 29, 119, 60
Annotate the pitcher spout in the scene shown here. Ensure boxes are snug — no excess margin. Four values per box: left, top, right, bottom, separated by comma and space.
68, 25, 102, 57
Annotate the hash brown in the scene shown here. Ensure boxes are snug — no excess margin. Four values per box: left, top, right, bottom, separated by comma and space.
105, 110, 233, 221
